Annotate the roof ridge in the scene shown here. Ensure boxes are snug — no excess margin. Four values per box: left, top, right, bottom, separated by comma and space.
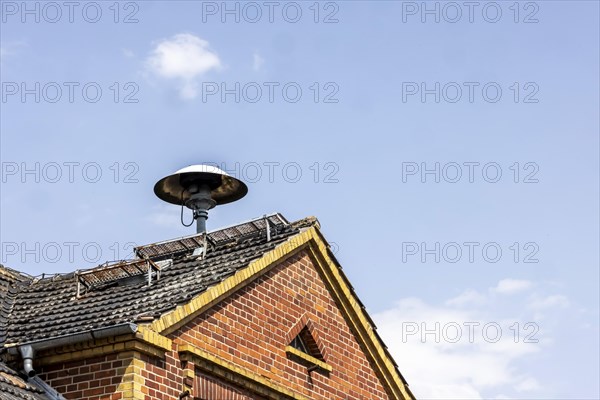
290, 216, 320, 230
0, 264, 34, 283
0, 213, 298, 281
134, 213, 293, 261
137, 212, 289, 249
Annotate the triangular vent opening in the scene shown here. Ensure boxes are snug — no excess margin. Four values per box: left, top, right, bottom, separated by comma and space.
289, 326, 324, 361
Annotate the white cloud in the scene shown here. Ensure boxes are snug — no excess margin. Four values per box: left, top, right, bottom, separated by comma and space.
373, 279, 570, 399
253, 52, 265, 71
145, 33, 221, 99
122, 48, 135, 58
515, 377, 541, 392
528, 294, 570, 310
492, 279, 533, 294
0, 40, 27, 62
446, 289, 485, 307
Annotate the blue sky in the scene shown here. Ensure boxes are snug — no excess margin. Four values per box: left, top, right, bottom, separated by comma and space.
1, 1, 598, 398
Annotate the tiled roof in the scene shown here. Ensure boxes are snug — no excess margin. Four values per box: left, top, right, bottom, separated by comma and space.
0, 268, 32, 348
0, 362, 50, 400
2, 214, 316, 346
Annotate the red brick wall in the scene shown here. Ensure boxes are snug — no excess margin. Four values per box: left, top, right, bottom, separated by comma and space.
172, 249, 391, 400
38, 353, 128, 400
137, 352, 182, 399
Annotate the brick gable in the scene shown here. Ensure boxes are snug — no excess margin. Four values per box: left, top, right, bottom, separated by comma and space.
172, 250, 391, 400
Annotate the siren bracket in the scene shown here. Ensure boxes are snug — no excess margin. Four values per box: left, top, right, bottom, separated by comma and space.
185, 184, 217, 234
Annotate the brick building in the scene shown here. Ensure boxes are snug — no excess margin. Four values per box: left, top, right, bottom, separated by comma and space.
1, 214, 414, 399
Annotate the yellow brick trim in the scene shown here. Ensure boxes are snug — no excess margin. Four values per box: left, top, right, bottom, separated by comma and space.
179, 344, 308, 400
150, 230, 313, 335
136, 326, 172, 351
305, 228, 415, 400
284, 346, 333, 372
115, 352, 145, 400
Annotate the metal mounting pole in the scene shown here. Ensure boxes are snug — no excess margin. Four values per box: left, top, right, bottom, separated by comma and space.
194, 210, 208, 234
185, 184, 216, 234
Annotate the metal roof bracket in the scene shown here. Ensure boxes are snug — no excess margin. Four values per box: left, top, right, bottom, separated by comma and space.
265, 214, 271, 242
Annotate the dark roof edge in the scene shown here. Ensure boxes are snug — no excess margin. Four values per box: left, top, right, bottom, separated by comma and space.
6, 323, 138, 352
